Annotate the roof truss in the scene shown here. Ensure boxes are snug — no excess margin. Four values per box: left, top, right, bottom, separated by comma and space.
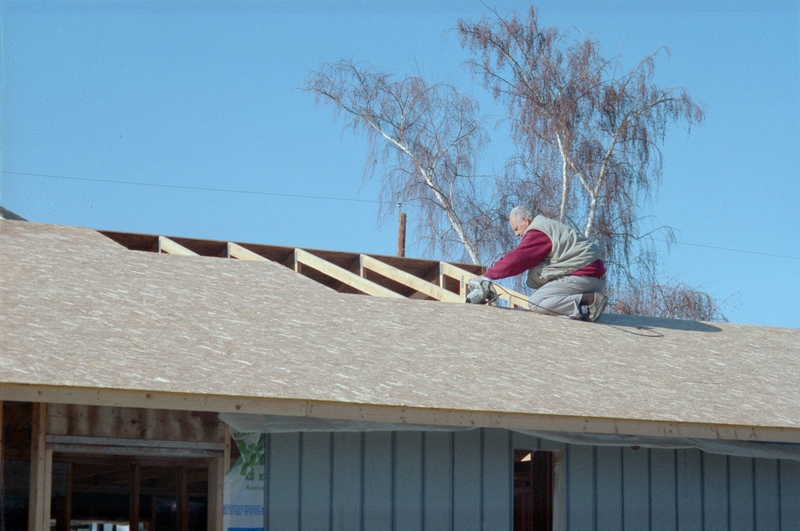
101, 230, 530, 307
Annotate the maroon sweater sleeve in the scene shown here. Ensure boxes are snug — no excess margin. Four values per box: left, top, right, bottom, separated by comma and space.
484, 230, 607, 280
483, 230, 552, 280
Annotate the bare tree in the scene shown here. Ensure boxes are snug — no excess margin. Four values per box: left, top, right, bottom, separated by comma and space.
457, 6, 705, 283
456, 7, 725, 319
610, 279, 728, 322
304, 60, 489, 264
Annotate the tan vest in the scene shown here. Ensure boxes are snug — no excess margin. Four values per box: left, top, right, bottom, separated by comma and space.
524, 216, 602, 289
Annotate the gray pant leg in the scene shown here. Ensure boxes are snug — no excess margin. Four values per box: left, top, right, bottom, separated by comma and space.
528, 275, 607, 319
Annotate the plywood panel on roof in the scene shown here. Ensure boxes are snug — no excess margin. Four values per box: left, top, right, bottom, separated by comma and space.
2, 221, 800, 441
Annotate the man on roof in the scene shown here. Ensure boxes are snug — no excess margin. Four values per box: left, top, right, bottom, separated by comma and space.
482, 205, 608, 321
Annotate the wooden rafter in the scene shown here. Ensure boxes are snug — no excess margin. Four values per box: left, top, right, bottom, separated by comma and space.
294, 249, 403, 298
439, 262, 529, 308
227, 242, 267, 261
360, 254, 463, 302
158, 236, 198, 256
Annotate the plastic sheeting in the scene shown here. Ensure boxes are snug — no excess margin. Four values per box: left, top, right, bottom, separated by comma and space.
219, 413, 800, 462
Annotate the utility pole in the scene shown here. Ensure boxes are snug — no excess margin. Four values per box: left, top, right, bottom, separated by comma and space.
397, 203, 406, 257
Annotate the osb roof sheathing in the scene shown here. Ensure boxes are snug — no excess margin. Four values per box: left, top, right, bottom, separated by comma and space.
1, 220, 799, 443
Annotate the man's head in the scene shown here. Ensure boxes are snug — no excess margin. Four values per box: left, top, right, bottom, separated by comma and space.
509, 205, 533, 236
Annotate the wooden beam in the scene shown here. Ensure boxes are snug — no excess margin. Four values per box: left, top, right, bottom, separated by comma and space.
7, 384, 800, 444
158, 236, 198, 256
29, 402, 52, 531
0, 401, 3, 499
294, 249, 403, 298
177, 467, 189, 531
130, 464, 140, 531
207, 456, 225, 531
227, 242, 268, 261
439, 262, 529, 308
284, 250, 301, 273
360, 254, 463, 302
49, 444, 221, 458
223, 425, 231, 474
46, 435, 225, 451
55, 462, 72, 531
438, 262, 474, 297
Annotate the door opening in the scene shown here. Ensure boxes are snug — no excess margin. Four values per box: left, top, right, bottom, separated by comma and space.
513, 449, 554, 531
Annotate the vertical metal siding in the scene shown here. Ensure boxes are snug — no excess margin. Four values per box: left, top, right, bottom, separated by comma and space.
677, 448, 704, 531
728, 456, 755, 531
299, 432, 332, 531
424, 431, 454, 531
394, 431, 423, 531
262, 429, 800, 531
363, 432, 393, 531
779, 460, 800, 531
266, 432, 301, 531
560, 443, 800, 531
595, 446, 623, 530
453, 429, 483, 531
263, 428, 513, 531
481, 429, 513, 531
331, 431, 362, 531
754, 458, 780, 530
704, 452, 730, 529
650, 448, 678, 531
567, 444, 595, 529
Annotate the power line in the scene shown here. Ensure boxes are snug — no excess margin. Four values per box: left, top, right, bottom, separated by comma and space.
4, 169, 798, 261
653, 238, 800, 261
2, 170, 385, 205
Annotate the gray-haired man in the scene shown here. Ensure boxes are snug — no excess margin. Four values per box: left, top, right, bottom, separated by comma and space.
482, 205, 608, 321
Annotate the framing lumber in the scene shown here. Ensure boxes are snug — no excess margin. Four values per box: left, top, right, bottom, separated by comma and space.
178, 466, 189, 531
294, 248, 403, 298
439, 261, 529, 308
227, 242, 267, 261
130, 464, 140, 531
207, 455, 225, 531
46, 435, 225, 451
0, 401, 3, 497
360, 254, 463, 302
8, 384, 799, 444
439, 262, 473, 297
29, 402, 53, 531
55, 462, 72, 531
158, 236, 198, 256
49, 444, 221, 458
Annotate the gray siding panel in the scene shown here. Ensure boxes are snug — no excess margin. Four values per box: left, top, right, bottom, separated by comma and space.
453, 429, 482, 531
267, 432, 301, 531
300, 432, 332, 531
424, 432, 454, 531
755, 458, 780, 531
677, 448, 704, 531
729, 456, 755, 531
567, 444, 595, 530
596, 446, 623, 531
364, 432, 393, 531
650, 448, 678, 531
623, 447, 650, 531
704, 453, 730, 530
779, 460, 800, 531
395, 431, 423, 531
331, 432, 362, 531
482, 429, 512, 531
260, 428, 797, 531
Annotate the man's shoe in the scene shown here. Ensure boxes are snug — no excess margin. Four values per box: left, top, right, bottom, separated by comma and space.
587, 292, 608, 322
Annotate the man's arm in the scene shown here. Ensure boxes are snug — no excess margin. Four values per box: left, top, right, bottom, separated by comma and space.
483, 230, 552, 280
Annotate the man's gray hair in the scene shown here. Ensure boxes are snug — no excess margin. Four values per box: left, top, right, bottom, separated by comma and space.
509, 205, 533, 222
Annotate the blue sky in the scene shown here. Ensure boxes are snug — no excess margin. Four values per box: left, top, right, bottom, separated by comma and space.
2, 0, 799, 329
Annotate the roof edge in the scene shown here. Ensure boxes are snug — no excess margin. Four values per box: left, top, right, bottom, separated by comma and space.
3, 383, 797, 444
